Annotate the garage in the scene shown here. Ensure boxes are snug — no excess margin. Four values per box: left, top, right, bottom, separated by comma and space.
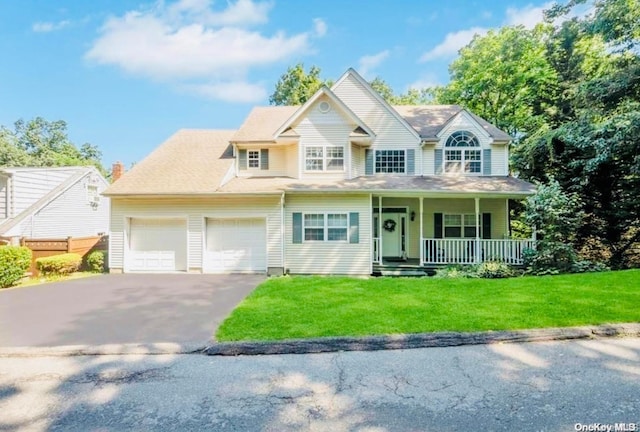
205, 218, 266, 273
128, 218, 187, 272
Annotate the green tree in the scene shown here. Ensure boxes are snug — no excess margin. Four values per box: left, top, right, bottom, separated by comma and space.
0, 117, 106, 175
269, 63, 328, 105
436, 26, 558, 136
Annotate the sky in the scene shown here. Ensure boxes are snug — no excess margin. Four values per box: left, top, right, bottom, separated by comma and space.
0, 0, 561, 169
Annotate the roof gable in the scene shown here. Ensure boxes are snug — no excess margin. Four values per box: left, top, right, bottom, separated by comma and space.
331, 68, 421, 141
273, 85, 375, 139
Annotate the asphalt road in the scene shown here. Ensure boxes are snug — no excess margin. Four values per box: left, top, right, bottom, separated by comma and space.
1, 337, 639, 431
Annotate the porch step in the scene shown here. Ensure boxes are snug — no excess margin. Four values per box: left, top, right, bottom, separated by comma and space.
379, 269, 428, 277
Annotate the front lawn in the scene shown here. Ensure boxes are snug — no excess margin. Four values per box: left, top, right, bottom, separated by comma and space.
216, 269, 640, 342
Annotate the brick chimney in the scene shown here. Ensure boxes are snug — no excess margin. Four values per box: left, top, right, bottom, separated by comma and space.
111, 161, 124, 182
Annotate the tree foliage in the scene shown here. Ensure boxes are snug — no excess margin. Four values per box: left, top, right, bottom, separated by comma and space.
0, 117, 105, 175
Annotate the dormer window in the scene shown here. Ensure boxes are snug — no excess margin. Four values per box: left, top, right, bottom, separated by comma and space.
444, 131, 481, 174
248, 150, 260, 168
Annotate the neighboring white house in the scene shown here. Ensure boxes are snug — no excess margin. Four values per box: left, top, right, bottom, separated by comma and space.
0, 166, 110, 244
104, 68, 536, 276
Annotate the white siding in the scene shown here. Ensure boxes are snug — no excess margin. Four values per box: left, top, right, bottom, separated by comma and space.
491, 144, 508, 175
436, 111, 510, 176
109, 196, 283, 272
295, 96, 355, 180
422, 147, 435, 176
351, 144, 365, 177
0, 176, 7, 220
237, 146, 290, 177
332, 74, 421, 167
14, 173, 109, 238
285, 144, 298, 178
285, 194, 371, 275
10, 169, 78, 215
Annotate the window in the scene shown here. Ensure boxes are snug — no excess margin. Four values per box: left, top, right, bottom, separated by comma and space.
375, 150, 405, 173
444, 131, 481, 174
248, 150, 260, 168
305, 145, 344, 171
304, 213, 348, 242
444, 214, 478, 238
87, 184, 99, 203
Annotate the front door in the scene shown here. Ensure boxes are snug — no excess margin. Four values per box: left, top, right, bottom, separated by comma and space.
377, 213, 406, 258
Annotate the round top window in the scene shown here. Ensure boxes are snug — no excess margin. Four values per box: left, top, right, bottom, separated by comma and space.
318, 101, 331, 113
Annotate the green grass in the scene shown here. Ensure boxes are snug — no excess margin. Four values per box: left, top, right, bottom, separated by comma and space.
216, 270, 640, 342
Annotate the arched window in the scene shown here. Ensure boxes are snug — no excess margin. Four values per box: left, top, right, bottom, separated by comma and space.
444, 131, 481, 174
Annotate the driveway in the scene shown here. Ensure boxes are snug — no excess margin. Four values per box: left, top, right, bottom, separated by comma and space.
0, 274, 264, 348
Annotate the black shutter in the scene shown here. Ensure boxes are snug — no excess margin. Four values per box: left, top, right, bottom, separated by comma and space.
365, 149, 373, 175
261, 149, 269, 170
482, 213, 491, 239
434, 149, 443, 174
406, 149, 415, 175
349, 212, 359, 244
434, 213, 443, 238
238, 149, 247, 171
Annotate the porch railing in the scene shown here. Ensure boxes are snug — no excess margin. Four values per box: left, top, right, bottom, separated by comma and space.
372, 237, 381, 263
422, 238, 536, 265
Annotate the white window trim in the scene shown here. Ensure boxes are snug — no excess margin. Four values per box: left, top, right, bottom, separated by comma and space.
375, 149, 407, 174
302, 212, 349, 243
444, 148, 483, 175
443, 213, 478, 238
304, 145, 345, 173
247, 150, 261, 169
86, 184, 100, 204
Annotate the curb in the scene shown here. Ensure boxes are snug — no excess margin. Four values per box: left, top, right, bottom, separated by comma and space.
204, 323, 640, 356
0, 342, 207, 357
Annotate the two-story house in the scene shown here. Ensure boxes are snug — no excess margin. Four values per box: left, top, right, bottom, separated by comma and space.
104, 69, 536, 275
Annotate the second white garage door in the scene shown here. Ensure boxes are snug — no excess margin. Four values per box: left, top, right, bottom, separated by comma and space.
205, 218, 266, 273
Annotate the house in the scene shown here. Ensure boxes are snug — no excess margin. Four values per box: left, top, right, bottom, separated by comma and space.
103, 68, 536, 275
0, 166, 110, 244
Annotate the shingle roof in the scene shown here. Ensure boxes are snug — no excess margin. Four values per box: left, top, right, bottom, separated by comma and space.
103, 129, 235, 196
219, 175, 535, 197
392, 105, 512, 141
230, 106, 297, 142
232, 105, 512, 143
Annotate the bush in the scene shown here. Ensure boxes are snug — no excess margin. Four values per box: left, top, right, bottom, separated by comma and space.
475, 261, 515, 278
85, 250, 107, 273
434, 265, 478, 279
36, 253, 82, 276
0, 246, 32, 288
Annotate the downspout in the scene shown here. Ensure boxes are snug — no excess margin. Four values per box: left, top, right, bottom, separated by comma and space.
280, 192, 285, 274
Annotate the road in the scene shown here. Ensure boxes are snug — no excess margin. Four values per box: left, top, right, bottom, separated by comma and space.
1, 338, 639, 431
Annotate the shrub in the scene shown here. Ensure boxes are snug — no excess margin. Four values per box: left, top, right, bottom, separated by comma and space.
85, 250, 107, 273
0, 246, 32, 288
36, 253, 82, 276
475, 261, 515, 279
434, 265, 478, 279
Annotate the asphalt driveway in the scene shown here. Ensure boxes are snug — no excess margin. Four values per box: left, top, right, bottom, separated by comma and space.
0, 274, 264, 348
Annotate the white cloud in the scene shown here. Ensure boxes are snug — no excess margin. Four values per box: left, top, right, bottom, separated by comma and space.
419, 27, 487, 62
407, 74, 440, 90
358, 50, 390, 78
85, 0, 318, 103
181, 80, 267, 103
313, 18, 327, 37
505, 2, 553, 29
32, 20, 70, 33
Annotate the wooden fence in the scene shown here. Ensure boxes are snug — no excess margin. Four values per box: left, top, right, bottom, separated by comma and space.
20, 235, 108, 276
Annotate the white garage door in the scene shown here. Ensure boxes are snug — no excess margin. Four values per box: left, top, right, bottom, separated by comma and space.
205, 218, 266, 273
129, 218, 187, 272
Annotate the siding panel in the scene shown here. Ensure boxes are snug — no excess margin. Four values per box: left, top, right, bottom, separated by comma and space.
285, 194, 371, 275
10, 169, 78, 215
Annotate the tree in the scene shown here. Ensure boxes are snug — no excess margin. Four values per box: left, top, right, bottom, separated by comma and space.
269, 63, 328, 105
0, 117, 106, 175
436, 26, 558, 137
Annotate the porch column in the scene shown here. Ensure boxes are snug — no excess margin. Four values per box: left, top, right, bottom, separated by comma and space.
378, 195, 383, 263
419, 197, 424, 265
475, 197, 481, 263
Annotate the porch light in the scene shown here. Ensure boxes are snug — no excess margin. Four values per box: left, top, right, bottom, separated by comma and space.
411, 211, 415, 221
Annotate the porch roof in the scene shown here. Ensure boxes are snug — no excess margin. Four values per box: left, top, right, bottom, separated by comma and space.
218, 175, 536, 197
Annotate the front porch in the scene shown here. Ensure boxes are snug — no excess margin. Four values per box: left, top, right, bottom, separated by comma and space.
371, 195, 536, 269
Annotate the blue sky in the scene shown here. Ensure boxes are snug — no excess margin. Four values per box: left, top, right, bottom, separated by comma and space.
0, 0, 559, 169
